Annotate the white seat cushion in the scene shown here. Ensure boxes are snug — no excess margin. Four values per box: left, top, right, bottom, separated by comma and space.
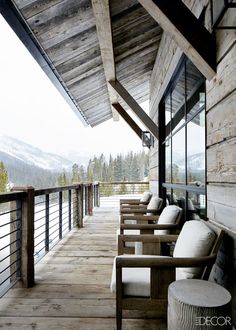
173, 220, 216, 280
135, 241, 143, 255
110, 256, 150, 296
110, 255, 171, 297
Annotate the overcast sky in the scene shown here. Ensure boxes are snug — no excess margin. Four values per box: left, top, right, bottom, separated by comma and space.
0, 15, 147, 158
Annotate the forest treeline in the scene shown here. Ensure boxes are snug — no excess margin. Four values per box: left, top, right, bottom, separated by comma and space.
0, 151, 149, 192
58, 151, 149, 185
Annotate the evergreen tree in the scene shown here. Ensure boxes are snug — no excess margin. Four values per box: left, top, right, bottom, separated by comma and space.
57, 169, 69, 186
79, 165, 86, 182
0, 161, 9, 192
72, 163, 80, 183
86, 160, 94, 182
107, 154, 114, 181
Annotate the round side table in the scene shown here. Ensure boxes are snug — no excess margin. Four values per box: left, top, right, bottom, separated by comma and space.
168, 279, 232, 330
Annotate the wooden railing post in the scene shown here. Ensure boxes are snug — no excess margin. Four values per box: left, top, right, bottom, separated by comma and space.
78, 184, 84, 228
88, 184, 93, 216
96, 183, 100, 207
12, 187, 35, 288
84, 186, 88, 215
73, 188, 79, 227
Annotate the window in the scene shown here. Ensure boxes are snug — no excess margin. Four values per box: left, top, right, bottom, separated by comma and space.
159, 57, 206, 221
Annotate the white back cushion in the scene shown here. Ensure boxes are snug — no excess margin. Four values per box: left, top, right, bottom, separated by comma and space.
140, 191, 152, 203
173, 220, 216, 280
155, 205, 182, 235
147, 196, 162, 214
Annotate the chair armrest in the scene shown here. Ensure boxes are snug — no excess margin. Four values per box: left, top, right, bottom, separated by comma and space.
116, 255, 216, 268
121, 214, 160, 221
120, 198, 140, 205
121, 204, 148, 210
120, 223, 178, 230
120, 208, 148, 214
118, 234, 179, 244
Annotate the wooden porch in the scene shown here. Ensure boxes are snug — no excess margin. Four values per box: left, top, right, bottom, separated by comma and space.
0, 203, 166, 330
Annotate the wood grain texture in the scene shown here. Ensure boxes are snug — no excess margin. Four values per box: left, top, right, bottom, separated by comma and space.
138, 0, 216, 80
207, 92, 236, 147
206, 43, 236, 111
13, 0, 161, 127
0, 204, 167, 328
92, 0, 119, 120
207, 137, 236, 183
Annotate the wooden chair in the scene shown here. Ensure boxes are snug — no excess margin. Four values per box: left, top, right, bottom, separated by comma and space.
120, 195, 162, 215
119, 205, 182, 255
119, 191, 152, 208
111, 220, 224, 330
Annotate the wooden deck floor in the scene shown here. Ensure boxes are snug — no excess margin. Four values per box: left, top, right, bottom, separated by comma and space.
0, 205, 166, 330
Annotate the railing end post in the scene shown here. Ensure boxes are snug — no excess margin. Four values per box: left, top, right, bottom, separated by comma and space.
12, 186, 35, 288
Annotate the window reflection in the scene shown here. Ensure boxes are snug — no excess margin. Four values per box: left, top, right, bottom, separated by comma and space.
165, 140, 171, 183
162, 57, 206, 223
172, 67, 185, 133
188, 193, 206, 219
172, 128, 185, 184
187, 111, 205, 186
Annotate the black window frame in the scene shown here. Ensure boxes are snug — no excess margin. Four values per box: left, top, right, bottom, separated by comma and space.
158, 56, 206, 221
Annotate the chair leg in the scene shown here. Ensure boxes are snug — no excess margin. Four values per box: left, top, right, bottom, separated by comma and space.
116, 309, 122, 330
116, 263, 122, 329
116, 296, 122, 330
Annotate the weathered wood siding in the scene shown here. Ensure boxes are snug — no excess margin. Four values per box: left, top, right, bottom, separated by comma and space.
149, 0, 236, 324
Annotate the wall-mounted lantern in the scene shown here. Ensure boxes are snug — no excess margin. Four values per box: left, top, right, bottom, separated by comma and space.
210, 0, 236, 29
142, 131, 154, 149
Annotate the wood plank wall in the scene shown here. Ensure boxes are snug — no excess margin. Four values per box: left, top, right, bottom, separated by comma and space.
149, 0, 236, 324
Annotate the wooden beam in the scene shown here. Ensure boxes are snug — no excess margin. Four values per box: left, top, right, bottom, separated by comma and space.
91, 0, 119, 121
112, 103, 143, 140
138, 0, 216, 81
109, 80, 159, 139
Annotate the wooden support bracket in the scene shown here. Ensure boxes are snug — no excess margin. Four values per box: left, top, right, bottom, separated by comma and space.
112, 103, 143, 139
138, 0, 216, 80
109, 80, 159, 139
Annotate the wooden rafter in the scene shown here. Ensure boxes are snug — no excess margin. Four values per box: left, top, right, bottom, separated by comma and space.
91, 0, 119, 120
112, 103, 143, 140
138, 0, 216, 81
109, 80, 159, 139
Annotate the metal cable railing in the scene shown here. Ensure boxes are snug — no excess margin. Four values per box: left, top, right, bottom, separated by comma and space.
0, 181, 148, 296
0, 183, 100, 296
0, 192, 26, 297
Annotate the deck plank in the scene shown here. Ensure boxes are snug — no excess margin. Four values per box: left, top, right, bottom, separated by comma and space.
0, 205, 167, 329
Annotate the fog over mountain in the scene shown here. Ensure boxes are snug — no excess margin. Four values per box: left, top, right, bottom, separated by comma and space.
0, 135, 87, 187
0, 135, 73, 171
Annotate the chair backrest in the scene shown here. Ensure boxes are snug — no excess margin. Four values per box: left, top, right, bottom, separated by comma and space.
146, 196, 163, 215
173, 220, 224, 280
140, 191, 152, 203
155, 205, 183, 234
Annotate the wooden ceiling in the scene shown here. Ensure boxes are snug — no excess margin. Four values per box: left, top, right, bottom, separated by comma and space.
12, 0, 162, 127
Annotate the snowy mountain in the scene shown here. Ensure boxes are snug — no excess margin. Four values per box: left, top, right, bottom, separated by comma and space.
173, 152, 205, 171
0, 135, 72, 171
